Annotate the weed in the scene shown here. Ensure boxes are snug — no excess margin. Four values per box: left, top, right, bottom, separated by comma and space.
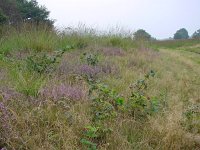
127, 70, 159, 119
81, 52, 99, 66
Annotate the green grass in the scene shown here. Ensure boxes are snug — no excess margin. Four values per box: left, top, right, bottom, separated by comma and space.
152, 39, 200, 49
0, 24, 200, 149
151, 39, 200, 60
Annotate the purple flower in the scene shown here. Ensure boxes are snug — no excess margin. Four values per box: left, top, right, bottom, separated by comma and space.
77, 64, 101, 77
40, 84, 86, 101
0, 87, 21, 101
100, 48, 125, 56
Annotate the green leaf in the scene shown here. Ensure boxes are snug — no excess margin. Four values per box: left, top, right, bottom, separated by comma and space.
115, 97, 124, 105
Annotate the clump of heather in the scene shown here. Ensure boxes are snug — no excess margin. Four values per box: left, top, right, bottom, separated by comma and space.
39, 84, 87, 101
100, 47, 125, 56
0, 87, 21, 101
76, 64, 101, 78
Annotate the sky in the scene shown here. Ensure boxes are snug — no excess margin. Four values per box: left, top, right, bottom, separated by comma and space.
37, 0, 200, 39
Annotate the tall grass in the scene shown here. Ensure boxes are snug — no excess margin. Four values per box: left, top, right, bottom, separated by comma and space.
0, 23, 139, 55
0, 24, 58, 54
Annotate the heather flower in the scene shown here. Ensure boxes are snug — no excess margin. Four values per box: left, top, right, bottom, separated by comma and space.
40, 84, 86, 101
76, 64, 101, 77
0, 87, 21, 101
100, 47, 125, 56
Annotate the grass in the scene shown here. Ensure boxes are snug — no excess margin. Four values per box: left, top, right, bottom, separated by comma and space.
0, 24, 200, 149
151, 39, 200, 57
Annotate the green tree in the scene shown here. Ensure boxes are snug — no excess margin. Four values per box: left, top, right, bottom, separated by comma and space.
16, 0, 53, 24
0, 0, 53, 25
0, 0, 21, 24
192, 29, 200, 39
174, 28, 189, 40
134, 29, 151, 40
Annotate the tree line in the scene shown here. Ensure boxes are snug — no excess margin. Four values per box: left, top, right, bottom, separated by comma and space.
133, 28, 200, 41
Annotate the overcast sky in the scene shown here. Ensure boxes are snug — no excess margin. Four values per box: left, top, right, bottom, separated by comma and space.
37, 0, 200, 39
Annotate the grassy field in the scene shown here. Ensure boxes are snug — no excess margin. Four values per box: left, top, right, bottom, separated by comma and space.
0, 25, 200, 150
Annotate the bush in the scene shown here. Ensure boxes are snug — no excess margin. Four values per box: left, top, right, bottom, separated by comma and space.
26, 48, 69, 74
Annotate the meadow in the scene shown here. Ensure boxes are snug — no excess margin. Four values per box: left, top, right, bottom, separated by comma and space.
0, 24, 200, 150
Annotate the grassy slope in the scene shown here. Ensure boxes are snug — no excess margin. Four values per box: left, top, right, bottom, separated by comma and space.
0, 26, 200, 149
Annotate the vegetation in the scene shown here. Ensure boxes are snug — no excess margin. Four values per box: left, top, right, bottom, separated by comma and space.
174, 28, 189, 40
0, 23, 200, 150
134, 29, 152, 40
0, 1, 200, 148
192, 29, 200, 39
0, 0, 53, 25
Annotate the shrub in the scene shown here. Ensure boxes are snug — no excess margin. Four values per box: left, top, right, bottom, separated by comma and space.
127, 70, 159, 119
25, 48, 68, 74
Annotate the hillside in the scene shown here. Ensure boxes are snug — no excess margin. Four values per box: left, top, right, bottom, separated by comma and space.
0, 25, 200, 150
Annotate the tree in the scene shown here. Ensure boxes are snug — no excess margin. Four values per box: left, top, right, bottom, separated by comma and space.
173, 28, 189, 40
134, 29, 151, 40
192, 29, 200, 39
16, 0, 53, 24
0, 0, 21, 24
0, 0, 53, 25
